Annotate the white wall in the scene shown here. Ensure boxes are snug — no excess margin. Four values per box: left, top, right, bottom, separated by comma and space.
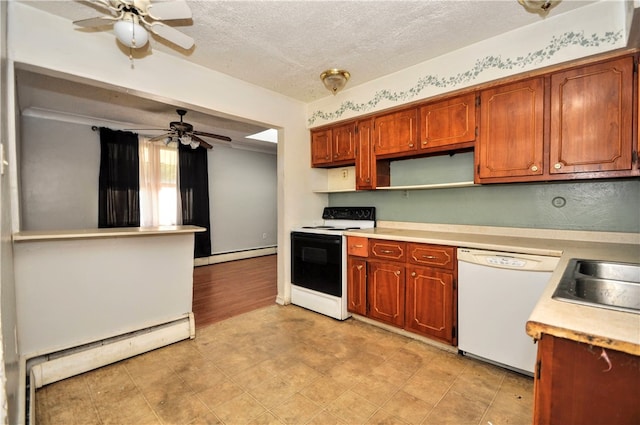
209, 145, 277, 253
20, 117, 99, 230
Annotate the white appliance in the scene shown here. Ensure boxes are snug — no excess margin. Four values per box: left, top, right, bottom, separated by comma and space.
457, 248, 559, 375
291, 207, 376, 320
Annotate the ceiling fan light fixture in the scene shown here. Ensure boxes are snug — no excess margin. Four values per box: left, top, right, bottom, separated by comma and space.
517, 0, 561, 15
189, 140, 200, 149
179, 134, 192, 145
113, 14, 149, 48
320, 69, 350, 95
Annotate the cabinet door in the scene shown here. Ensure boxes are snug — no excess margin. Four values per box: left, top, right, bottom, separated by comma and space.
373, 108, 419, 157
476, 78, 545, 181
367, 261, 405, 327
356, 119, 374, 189
332, 122, 356, 162
550, 57, 634, 175
534, 335, 640, 425
405, 266, 454, 343
310, 129, 332, 166
419, 93, 476, 150
347, 257, 367, 315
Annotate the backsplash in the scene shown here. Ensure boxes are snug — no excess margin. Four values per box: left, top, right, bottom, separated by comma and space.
329, 179, 640, 233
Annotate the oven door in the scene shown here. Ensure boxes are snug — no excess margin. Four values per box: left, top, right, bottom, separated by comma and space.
291, 231, 342, 297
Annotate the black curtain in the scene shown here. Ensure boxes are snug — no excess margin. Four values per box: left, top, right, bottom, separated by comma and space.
179, 144, 212, 258
98, 127, 140, 228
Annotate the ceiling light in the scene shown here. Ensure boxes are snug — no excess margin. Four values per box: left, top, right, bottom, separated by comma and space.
320, 69, 350, 95
518, 0, 560, 15
189, 140, 200, 149
113, 13, 149, 48
179, 134, 192, 145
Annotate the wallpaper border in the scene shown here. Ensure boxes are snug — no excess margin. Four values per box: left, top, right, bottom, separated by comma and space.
308, 30, 623, 126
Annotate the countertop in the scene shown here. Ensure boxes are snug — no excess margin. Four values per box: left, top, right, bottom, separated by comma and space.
13, 225, 206, 242
345, 221, 640, 356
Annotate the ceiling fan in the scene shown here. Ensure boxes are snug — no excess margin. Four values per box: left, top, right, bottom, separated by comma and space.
130, 109, 232, 149
73, 0, 194, 50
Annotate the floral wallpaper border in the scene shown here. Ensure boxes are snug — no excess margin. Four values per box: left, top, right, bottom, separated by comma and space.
308, 30, 623, 126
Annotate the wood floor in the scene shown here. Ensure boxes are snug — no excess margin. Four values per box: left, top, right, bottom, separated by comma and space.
192, 254, 278, 329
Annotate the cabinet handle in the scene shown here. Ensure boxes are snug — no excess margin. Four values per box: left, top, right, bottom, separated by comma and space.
325, 155, 330, 160
530, 165, 539, 172
422, 141, 428, 145
353, 244, 364, 248
554, 163, 563, 169
411, 272, 416, 277
357, 265, 363, 270
394, 270, 401, 276
408, 143, 414, 148
421, 255, 437, 259
334, 154, 338, 158
381, 249, 395, 254
366, 178, 371, 182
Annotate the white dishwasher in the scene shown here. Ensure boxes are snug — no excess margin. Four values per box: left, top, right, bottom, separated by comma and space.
457, 248, 559, 376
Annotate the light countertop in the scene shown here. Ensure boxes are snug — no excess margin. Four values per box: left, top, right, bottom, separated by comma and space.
344, 221, 640, 356
13, 225, 206, 242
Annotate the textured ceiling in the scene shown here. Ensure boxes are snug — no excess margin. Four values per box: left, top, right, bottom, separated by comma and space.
15, 0, 597, 151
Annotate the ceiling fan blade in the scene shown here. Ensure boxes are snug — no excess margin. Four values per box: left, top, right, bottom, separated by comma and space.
87, 0, 122, 14
192, 131, 232, 142
146, 1, 192, 20
149, 132, 173, 142
190, 134, 213, 149
147, 21, 194, 49
73, 15, 118, 28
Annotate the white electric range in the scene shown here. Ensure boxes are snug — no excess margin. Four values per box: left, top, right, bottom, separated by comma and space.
290, 207, 376, 320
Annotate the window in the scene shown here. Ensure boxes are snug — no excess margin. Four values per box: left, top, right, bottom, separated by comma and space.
139, 139, 179, 226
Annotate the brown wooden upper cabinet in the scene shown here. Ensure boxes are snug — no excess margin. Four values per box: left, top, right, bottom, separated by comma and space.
419, 93, 477, 151
476, 78, 545, 181
373, 108, 419, 157
355, 118, 390, 190
477, 55, 637, 183
549, 56, 634, 176
310, 121, 356, 167
310, 128, 333, 166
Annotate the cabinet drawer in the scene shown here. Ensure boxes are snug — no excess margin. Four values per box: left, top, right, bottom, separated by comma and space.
369, 240, 406, 261
408, 243, 455, 269
347, 236, 368, 257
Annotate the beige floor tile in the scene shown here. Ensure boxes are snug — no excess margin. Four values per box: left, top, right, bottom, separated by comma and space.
247, 375, 298, 409
196, 377, 245, 408
382, 389, 432, 424
247, 411, 286, 425
350, 373, 401, 407
325, 390, 379, 424
298, 374, 350, 406
422, 389, 489, 425
364, 408, 410, 425
271, 393, 323, 424
34, 305, 534, 425
211, 392, 267, 425
305, 408, 348, 425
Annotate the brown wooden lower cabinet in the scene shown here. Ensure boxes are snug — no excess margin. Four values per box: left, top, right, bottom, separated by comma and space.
533, 334, 640, 425
346, 236, 457, 345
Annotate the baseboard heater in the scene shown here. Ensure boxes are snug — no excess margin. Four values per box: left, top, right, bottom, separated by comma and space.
27, 313, 194, 389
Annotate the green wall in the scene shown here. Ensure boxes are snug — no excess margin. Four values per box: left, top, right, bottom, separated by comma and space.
329, 154, 640, 233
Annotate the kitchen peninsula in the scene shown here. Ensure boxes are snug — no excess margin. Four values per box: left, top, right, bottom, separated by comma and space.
13, 225, 204, 387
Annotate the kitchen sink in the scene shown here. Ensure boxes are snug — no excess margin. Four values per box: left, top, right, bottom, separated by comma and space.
552, 259, 640, 314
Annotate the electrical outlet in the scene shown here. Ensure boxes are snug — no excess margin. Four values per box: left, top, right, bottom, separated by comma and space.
341, 169, 349, 180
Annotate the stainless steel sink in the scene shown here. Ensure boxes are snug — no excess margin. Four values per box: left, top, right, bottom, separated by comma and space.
552, 259, 640, 314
